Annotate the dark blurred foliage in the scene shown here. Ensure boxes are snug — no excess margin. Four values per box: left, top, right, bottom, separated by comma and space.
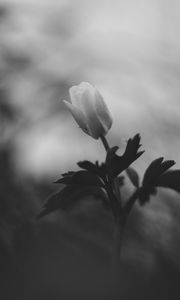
0, 96, 180, 300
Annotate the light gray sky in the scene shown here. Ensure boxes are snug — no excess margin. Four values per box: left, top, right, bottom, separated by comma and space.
1, 0, 180, 177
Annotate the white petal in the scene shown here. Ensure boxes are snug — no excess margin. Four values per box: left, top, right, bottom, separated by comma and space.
79, 89, 107, 139
69, 82, 95, 111
68, 82, 110, 139
94, 89, 113, 133
63, 100, 89, 134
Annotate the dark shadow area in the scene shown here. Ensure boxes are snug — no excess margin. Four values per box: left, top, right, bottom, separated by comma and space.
0, 140, 180, 299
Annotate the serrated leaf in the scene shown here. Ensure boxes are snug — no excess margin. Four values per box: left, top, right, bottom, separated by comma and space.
54, 171, 76, 184
106, 134, 144, 179
143, 158, 175, 187
139, 158, 176, 206
124, 134, 142, 159
143, 157, 163, 186
55, 170, 104, 187
156, 170, 180, 193
61, 171, 75, 177
77, 160, 107, 182
106, 146, 119, 164
138, 186, 157, 206
126, 167, 139, 187
160, 160, 176, 174
77, 160, 97, 173
37, 185, 108, 218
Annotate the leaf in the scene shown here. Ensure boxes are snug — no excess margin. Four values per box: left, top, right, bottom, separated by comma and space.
160, 160, 176, 174
54, 173, 74, 184
55, 170, 104, 187
138, 186, 157, 206
37, 185, 108, 218
143, 157, 163, 186
143, 158, 175, 187
156, 170, 180, 193
106, 146, 119, 165
126, 167, 139, 187
139, 158, 176, 206
123, 134, 143, 161
61, 171, 75, 177
106, 134, 144, 179
77, 160, 98, 173
77, 160, 107, 181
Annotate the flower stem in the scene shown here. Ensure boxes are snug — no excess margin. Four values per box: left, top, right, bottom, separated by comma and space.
112, 217, 125, 269
100, 135, 110, 152
100, 135, 124, 266
124, 188, 140, 215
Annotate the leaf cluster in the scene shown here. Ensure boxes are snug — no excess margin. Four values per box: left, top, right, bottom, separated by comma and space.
38, 134, 180, 218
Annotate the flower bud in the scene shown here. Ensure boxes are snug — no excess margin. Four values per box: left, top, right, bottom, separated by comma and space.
63, 82, 112, 139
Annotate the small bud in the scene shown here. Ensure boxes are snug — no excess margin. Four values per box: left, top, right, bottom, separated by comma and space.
63, 82, 112, 139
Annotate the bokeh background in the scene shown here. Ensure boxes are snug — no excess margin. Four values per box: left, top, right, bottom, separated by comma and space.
1, 0, 180, 299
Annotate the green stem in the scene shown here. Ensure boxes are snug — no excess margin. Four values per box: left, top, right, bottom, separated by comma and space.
100, 135, 110, 152
124, 188, 140, 216
100, 135, 124, 266
112, 217, 126, 268
100, 135, 120, 211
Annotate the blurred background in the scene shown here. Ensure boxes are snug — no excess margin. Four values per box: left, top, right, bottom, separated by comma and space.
1, 0, 180, 299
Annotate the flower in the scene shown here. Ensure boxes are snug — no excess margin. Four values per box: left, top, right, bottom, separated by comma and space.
63, 82, 112, 139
